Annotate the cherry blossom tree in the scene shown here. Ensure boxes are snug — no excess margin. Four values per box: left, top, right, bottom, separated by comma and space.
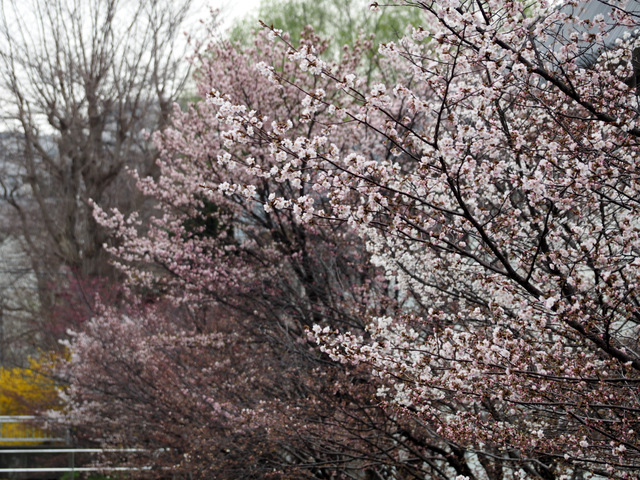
93, 27, 388, 329
63, 301, 485, 479
60, 25, 473, 480
61, 0, 640, 478
198, 0, 640, 478
59, 16, 534, 477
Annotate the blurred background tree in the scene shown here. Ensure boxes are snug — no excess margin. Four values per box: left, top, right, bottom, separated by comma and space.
0, 0, 199, 360
229, 0, 422, 56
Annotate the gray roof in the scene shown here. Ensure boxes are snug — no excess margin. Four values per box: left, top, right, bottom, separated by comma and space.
549, 0, 640, 67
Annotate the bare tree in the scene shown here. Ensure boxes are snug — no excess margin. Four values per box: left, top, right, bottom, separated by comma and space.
0, 0, 198, 354
0, 0, 196, 275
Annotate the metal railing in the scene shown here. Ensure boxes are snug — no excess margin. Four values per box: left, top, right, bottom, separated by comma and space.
0, 415, 67, 444
0, 416, 146, 474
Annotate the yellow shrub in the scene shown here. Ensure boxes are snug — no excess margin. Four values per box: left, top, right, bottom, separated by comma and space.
0, 355, 60, 444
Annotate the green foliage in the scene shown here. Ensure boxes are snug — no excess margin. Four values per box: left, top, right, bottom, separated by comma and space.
228, 0, 422, 55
